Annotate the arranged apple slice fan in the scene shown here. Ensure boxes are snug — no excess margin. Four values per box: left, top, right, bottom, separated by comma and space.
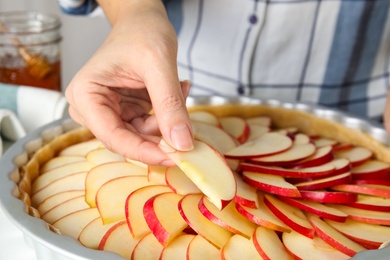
18, 107, 390, 260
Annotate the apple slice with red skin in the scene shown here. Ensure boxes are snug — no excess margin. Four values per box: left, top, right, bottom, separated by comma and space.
263, 194, 314, 238
240, 162, 335, 178
131, 232, 164, 260
143, 192, 187, 246
221, 234, 263, 260
312, 137, 339, 148
331, 183, 390, 198
234, 172, 260, 209
126, 185, 172, 239
159, 139, 236, 210
235, 192, 291, 233
219, 116, 251, 144
242, 171, 301, 197
99, 220, 140, 259
178, 194, 233, 249
333, 143, 354, 151
291, 145, 334, 168
191, 121, 237, 154
249, 143, 316, 166
295, 172, 352, 190
325, 218, 390, 249
189, 110, 220, 126
96, 176, 151, 224
165, 166, 201, 195
85, 162, 147, 207
277, 196, 348, 222
307, 214, 366, 257
224, 132, 293, 160
198, 196, 257, 238
78, 217, 122, 250
282, 231, 351, 260
346, 194, 390, 212
327, 204, 390, 225
187, 235, 220, 260
299, 190, 358, 204
350, 160, 390, 180
147, 165, 167, 185
160, 234, 195, 260
334, 146, 373, 167
252, 226, 294, 260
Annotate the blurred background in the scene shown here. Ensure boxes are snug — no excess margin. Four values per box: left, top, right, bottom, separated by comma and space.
0, 0, 111, 92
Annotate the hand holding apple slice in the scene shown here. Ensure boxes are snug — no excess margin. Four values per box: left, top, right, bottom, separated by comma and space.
159, 139, 236, 210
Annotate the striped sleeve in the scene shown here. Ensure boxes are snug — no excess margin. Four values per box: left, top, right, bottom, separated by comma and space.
57, 0, 98, 15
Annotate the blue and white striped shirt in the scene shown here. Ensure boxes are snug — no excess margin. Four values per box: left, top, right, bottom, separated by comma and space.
59, 0, 390, 122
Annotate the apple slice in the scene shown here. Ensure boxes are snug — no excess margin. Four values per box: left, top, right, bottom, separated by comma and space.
37, 190, 85, 215
240, 162, 335, 178
327, 204, 390, 225
143, 192, 187, 246
59, 138, 102, 156
263, 194, 314, 238
235, 192, 291, 233
242, 171, 301, 197
41, 195, 89, 224
325, 218, 390, 249
307, 214, 366, 257
191, 121, 237, 154
40, 156, 85, 173
277, 197, 348, 222
350, 160, 390, 180
331, 183, 390, 198
147, 165, 168, 185
299, 190, 358, 204
86, 147, 125, 165
282, 231, 351, 260
293, 133, 311, 145
334, 146, 373, 167
165, 166, 201, 195
32, 161, 94, 194
85, 162, 148, 207
160, 234, 196, 260
31, 172, 87, 207
247, 125, 270, 141
221, 234, 263, 260
234, 172, 260, 209
291, 145, 334, 168
52, 208, 101, 239
219, 116, 251, 143
312, 137, 338, 148
224, 132, 292, 159
198, 197, 257, 238
78, 218, 122, 249
159, 139, 236, 210
178, 194, 233, 249
126, 185, 172, 239
246, 116, 271, 127
346, 194, 390, 212
187, 235, 221, 259
99, 220, 141, 259
252, 226, 293, 260
189, 110, 220, 126
295, 172, 352, 190
96, 175, 151, 224
131, 232, 164, 260
249, 143, 316, 166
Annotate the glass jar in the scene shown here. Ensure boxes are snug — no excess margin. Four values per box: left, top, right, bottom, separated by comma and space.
0, 11, 62, 91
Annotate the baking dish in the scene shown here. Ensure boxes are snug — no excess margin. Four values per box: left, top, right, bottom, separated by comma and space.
0, 96, 389, 259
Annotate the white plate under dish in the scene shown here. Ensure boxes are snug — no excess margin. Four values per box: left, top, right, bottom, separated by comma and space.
0, 96, 389, 260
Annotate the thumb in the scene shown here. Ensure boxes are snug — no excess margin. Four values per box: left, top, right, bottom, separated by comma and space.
148, 78, 194, 151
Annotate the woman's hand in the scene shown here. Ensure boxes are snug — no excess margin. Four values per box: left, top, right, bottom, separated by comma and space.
65, 0, 194, 166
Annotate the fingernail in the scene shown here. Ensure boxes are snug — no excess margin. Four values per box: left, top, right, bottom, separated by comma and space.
170, 123, 194, 151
